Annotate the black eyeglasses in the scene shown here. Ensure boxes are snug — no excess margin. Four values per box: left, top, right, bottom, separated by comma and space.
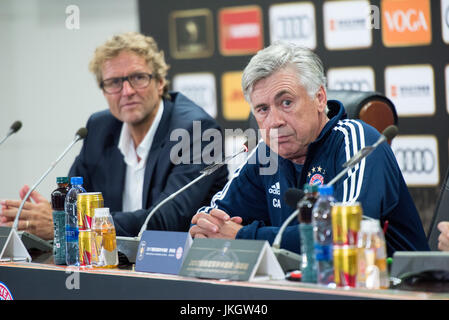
100, 73, 153, 94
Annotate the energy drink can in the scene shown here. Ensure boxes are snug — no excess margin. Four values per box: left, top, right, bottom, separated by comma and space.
333, 245, 358, 288
78, 229, 98, 266
77, 192, 104, 230
331, 202, 362, 246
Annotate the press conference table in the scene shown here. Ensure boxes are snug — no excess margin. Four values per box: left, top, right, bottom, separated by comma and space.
0, 253, 448, 300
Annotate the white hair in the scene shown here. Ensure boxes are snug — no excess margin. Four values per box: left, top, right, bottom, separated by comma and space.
242, 42, 327, 104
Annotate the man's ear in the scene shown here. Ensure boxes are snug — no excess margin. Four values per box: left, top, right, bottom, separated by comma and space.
315, 86, 327, 113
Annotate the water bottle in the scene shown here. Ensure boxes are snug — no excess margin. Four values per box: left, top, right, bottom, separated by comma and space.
51, 177, 70, 265
65, 176, 86, 266
312, 185, 335, 285
92, 207, 118, 268
297, 184, 318, 283
357, 219, 389, 289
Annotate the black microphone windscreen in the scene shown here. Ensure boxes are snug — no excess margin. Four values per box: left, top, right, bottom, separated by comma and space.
382, 125, 399, 141
76, 127, 88, 140
10, 121, 22, 133
284, 188, 304, 209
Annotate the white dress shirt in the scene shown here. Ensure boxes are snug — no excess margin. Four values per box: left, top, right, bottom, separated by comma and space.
118, 100, 164, 212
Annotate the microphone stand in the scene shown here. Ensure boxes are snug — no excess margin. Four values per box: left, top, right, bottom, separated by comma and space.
117, 143, 249, 264
0, 129, 87, 262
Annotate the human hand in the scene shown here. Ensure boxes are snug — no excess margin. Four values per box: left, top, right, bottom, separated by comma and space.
189, 208, 243, 239
437, 221, 449, 251
0, 185, 53, 240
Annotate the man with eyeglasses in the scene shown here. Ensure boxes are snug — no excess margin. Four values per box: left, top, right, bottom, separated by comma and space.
0, 32, 228, 239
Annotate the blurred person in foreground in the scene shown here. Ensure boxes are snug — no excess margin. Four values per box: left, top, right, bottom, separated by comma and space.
437, 221, 449, 251
189, 42, 429, 256
1, 32, 227, 239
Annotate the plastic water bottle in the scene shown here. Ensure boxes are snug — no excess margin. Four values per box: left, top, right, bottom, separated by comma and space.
65, 176, 86, 266
51, 177, 70, 265
357, 219, 389, 289
312, 185, 335, 285
298, 184, 318, 283
92, 207, 118, 268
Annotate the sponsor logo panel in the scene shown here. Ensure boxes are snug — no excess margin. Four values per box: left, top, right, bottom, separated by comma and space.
446, 65, 449, 115
381, 0, 432, 47
221, 71, 251, 120
442, 0, 449, 43
172, 72, 217, 118
323, 0, 372, 50
391, 135, 440, 186
384, 64, 435, 116
269, 2, 316, 49
327, 66, 375, 92
169, 9, 214, 59
218, 6, 264, 56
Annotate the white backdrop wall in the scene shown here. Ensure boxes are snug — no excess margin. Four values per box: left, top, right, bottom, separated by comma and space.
0, 0, 139, 201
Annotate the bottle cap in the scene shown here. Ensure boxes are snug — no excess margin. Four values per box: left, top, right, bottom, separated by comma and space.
94, 207, 110, 217
361, 219, 381, 232
318, 184, 333, 196
70, 176, 83, 185
57, 177, 69, 184
303, 184, 318, 193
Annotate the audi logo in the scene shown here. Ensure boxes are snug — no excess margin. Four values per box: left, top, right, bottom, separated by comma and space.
275, 16, 313, 39
446, 6, 449, 28
330, 79, 372, 92
394, 148, 435, 174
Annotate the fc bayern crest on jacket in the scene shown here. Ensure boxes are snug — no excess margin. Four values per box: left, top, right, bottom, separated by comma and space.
307, 166, 326, 185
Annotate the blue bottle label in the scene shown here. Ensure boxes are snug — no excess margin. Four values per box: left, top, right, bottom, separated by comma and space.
314, 244, 333, 261
66, 226, 79, 242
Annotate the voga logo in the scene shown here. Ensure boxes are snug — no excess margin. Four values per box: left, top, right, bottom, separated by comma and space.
384, 8, 428, 32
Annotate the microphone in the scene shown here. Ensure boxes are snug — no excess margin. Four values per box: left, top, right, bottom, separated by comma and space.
270, 189, 304, 273
116, 140, 249, 264
272, 126, 398, 273
0, 127, 87, 262
12, 127, 87, 231
342, 125, 398, 169
327, 125, 398, 186
0, 120, 22, 147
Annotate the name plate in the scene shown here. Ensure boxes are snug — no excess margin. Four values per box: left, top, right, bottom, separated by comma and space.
179, 238, 284, 281
135, 231, 192, 275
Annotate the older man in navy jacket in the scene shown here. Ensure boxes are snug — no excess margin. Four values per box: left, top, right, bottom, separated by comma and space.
189, 42, 429, 256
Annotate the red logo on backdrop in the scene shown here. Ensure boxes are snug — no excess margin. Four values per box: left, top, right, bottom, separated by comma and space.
0, 282, 14, 300
219, 6, 263, 55
391, 85, 397, 97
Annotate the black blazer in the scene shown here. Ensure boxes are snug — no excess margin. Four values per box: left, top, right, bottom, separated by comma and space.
68, 92, 228, 236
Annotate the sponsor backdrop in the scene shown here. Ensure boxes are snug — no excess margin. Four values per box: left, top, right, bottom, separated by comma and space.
140, 0, 449, 233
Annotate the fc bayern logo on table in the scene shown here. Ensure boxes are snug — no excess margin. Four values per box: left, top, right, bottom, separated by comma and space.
0, 282, 13, 300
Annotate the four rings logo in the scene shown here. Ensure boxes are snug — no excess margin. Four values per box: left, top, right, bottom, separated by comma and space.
275, 16, 313, 40
269, 3, 316, 48
331, 79, 372, 91
394, 147, 435, 174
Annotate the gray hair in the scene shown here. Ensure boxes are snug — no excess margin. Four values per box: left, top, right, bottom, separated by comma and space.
241, 42, 326, 104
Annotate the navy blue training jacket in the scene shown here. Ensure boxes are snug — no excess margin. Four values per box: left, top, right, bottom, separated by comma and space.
199, 100, 429, 257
